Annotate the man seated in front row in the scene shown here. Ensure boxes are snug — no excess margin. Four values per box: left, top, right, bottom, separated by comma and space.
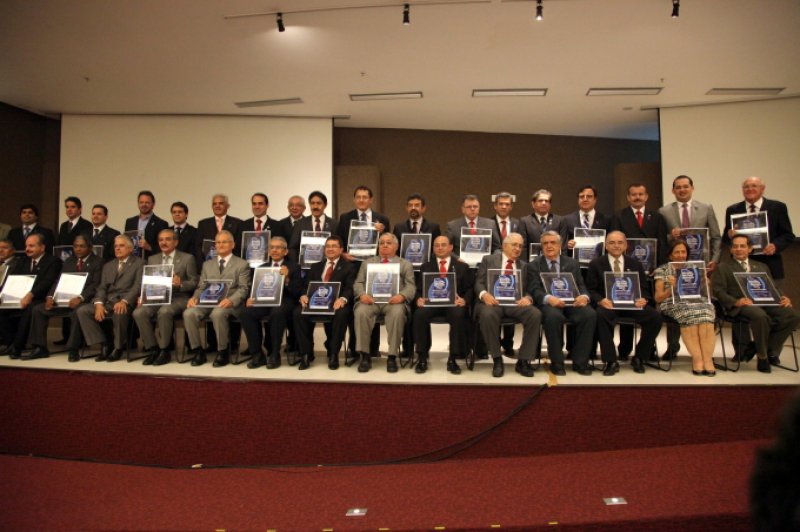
75, 235, 144, 361
413, 235, 473, 374
294, 235, 356, 370
527, 230, 595, 376
712, 234, 800, 374
27, 235, 103, 361
352, 233, 416, 373
183, 230, 250, 367
132, 228, 198, 366
585, 231, 662, 376
474, 233, 542, 378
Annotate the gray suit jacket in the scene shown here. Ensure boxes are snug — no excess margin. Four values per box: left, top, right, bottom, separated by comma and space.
193, 254, 251, 307
474, 252, 530, 300
446, 216, 502, 255
712, 259, 772, 316
146, 250, 198, 302
353, 256, 416, 304
659, 200, 721, 263
94, 255, 145, 307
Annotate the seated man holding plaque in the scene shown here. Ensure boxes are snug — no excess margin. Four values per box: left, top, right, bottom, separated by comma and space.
27, 234, 103, 361
240, 236, 302, 370
474, 233, 542, 378
413, 235, 473, 374
132, 229, 198, 366
527, 231, 595, 376
585, 231, 662, 376
294, 235, 356, 370
712, 234, 800, 374
352, 233, 416, 373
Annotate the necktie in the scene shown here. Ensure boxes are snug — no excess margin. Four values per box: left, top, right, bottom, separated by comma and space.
549, 260, 557, 273
636, 210, 643, 229
439, 259, 447, 277
256, 219, 262, 232
163, 255, 170, 265
412, 221, 418, 233
469, 221, 476, 235
118, 260, 124, 274
77, 258, 84, 272
216, 218, 223, 232
68, 221, 74, 232
740, 260, 749, 272
381, 258, 389, 264
540, 216, 547, 227
749, 204, 757, 213
31, 259, 37, 273
500, 220, 507, 239
613, 258, 621, 273
174, 226, 181, 236
681, 203, 690, 228
582, 213, 590, 229
324, 261, 335, 282
360, 212, 367, 222
505, 259, 514, 274
23, 226, 31, 238
218, 259, 225, 274
94, 228, 100, 238
272, 262, 279, 268
315, 218, 321, 232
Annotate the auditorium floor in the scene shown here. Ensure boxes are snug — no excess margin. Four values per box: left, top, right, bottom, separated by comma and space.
1, 325, 798, 387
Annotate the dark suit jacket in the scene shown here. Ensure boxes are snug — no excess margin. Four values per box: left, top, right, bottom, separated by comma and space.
47, 253, 103, 302
278, 216, 304, 243
12, 253, 62, 302
416, 257, 472, 305
288, 215, 340, 262
722, 198, 795, 279
474, 253, 529, 299
8, 224, 56, 254
526, 254, 589, 306
56, 217, 93, 246
256, 257, 304, 304
337, 209, 391, 245
124, 214, 169, 259
94, 256, 144, 307
303, 257, 356, 304
446, 216, 502, 255
492, 216, 520, 240
392, 219, 442, 241
196, 215, 243, 258
91, 225, 121, 262
172, 224, 199, 257
236, 216, 282, 245
711, 259, 772, 317
562, 210, 613, 247
612, 207, 669, 265
585, 254, 653, 305
518, 213, 568, 253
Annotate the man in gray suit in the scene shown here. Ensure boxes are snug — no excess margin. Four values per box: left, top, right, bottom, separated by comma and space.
183, 230, 250, 367
519, 189, 567, 254
446, 194, 502, 255
76, 234, 144, 361
132, 228, 198, 366
352, 233, 416, 373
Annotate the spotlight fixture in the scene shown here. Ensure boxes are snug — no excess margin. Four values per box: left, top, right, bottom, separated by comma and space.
276, 12, 285, 32
403, 4, 410, 25
535, 0, 543, 21
671, 0, 679, 18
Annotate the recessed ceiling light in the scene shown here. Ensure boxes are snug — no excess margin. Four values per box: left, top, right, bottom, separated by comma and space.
587, 87, 662, 96
235, 97, 303, 108
472, 88, 548, 97
349, 92, 423, 101
706, 87, 784, 96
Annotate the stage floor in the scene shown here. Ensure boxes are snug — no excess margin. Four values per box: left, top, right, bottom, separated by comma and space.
1, 324, 798, 387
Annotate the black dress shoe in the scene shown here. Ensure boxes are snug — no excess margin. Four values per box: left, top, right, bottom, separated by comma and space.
96, 343, 112, 362
298, 354, 311, 370
142, 347, 159, 365
631, 356, 645, 374
22, 346, 50, 360
768, 355, 781, 366
550, 363, 566, 376
386, 356, 399, 373
573, 365, 593, 376
733, 342, 757, 362
370, 349, 380, 358
247, 354, 266, 369
190, 348, 207, 366
515, 359, 534, 377
661, 349, 678, 361
447, 357, 462, 375
503, 346, 515, 358
213, 350, 230, 367
357, 353, 371, 373
7, 346, 21, 359
757, 358, 771, 373
68, 350, 80, 362
153, 350, 171, 366
106, 349, 124, 362
266, 354, 281, 369
603, 361, 620, 376
492, 357, 505, 378
328, 355, 339, 370
415, 357, 428, 374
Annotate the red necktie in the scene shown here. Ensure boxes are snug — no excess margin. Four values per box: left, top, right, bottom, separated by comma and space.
77, 258, 84, 272
324, 261, 334, 282
636, 210, 643, 229
256, 219, 262, 232
439, 259, 447, 277
500, 220, 507, 239
315, 218, 321, 232
505, 259, 514, 274
382, 258, 389, 264
681, 203, 690, 228
469, 221, 476, 235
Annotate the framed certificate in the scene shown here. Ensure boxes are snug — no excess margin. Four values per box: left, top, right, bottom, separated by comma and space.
734, 272, 782, 306
488, 268, 522, 305
669, 261, 710, 303
400, 233, 432, 270
241, 231, 270, 268
626, 238, 657, 274
539, 272, 579, 305
366, 262, 400, 301
201, 239, 218, 262
347, 226, 379, 258
422, 272, 457, 306
53, 245, 74, 262
125, 230, 144, 257
299, 231, 329, 269
0, 274, 36, 308
730, 212, 769, 254
459, 227, 492, 267
140, 264, 174, 306
250, 267, 284, 306
528, 243, 542, 262
302, 281, 341, 315
604, 271, 642, 309
678, 228, 710, 262
197, 279, 231, 306
53, 272, 89, 305
573, 228, 605, 264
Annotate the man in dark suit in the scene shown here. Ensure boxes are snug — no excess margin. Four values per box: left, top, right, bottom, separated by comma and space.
124, 190, 169, 260
26, 234, 103, 361
90, 204, 121, 262
169, 201, 200, 260
413, 235, 473, 374
197, 193, 243, 261
0, 233, 62, 357
474, 233, 541, 378
293, 235, 356, 370
712, 234, 800, 373
585, 231, 663, 376
279, 194, 307, 244
75, 234, 144, 362
235, 192, 281, 253
240, 236, 303, 370
338, 184, 391, 261
446, 194, 502, 256
392, 193, 442, 243
527, 230, 595, 376
519, 189, 568, 255
289, 190, 339, 264
56, 196, 93, 246
8, 204, 55, 254
562, 184, 613, 253
132, 228, 199, 366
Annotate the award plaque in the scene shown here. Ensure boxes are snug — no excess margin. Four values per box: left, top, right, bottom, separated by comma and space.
0, 274, 36, 308
347, 225, 379, 258
53, 272, 89, 305
604, 271, 642, 309
422, 272, 457, 306
459, 227, 492, 267
92, 245, 105, 258
539, 272, 579, 305
302, 281, 342, 315
528, 243, 542, 262
678, 228, 710, 262
669, 261, 710, 303
140, 264, 174, 306
488, 268, 522, 305
250, 267, 284, 306
125, 230, 144, 257
626, 238, 657, 274
733, 272, 782, 306
400, 233, 432, 270
366, 262, 400, 301
573, 228, 606, 264
730, 212, 769, 254
201, 239, 218, 262
197, 279, 231, 306
299, 231, 330, 269
53, 245, 75, 262
241, 230, 270, 268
